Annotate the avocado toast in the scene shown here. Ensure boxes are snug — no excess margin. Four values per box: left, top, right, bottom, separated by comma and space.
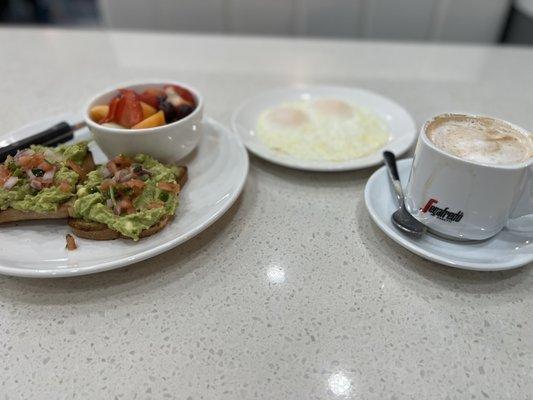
68, 154, 187, 240
0, 142, 95, 223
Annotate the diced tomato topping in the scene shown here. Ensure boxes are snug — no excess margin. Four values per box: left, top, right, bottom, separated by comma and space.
67, 160, 86, 180
124, 179, 145, 194
58, 180, 72, 193
17, 153, 45, 170
147, 200, 165, 209
165, 85, 195, 105
0, 165, 11, 186
139, 88, 164, 109
38, 161, 54, 172
100, 179, 115, 191
157, 181, 180, 194
39, 179, 54, 189
112, 155, 133, 169
106, 161, 118, 174
66, 234, 78, 251
118, 197, 135, 214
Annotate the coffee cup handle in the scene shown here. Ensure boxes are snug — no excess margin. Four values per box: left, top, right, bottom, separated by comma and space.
506, 164, 533, 234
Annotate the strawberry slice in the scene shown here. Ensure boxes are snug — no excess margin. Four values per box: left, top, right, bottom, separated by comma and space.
100, 96, 120, 124
100, 89, 144, 128
139, 88, 165, 109
115, 89, 144, 128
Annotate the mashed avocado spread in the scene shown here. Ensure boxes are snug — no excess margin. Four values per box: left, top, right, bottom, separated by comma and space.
0, 142, 89, 212
73, 154, 181, 241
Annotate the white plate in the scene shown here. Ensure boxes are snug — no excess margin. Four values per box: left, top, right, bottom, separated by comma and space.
365, 158, 533, 271
0, 115, 248, 277
232, 86, 416, 171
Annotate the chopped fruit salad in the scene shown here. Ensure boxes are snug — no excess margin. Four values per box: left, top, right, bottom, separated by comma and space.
89, 85, 196, 130
0, 142, 90, 212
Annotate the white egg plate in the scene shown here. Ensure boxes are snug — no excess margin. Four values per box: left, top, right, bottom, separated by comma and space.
232, 86, 417, 171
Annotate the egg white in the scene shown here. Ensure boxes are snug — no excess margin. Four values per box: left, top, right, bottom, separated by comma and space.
257, 98, 390, 162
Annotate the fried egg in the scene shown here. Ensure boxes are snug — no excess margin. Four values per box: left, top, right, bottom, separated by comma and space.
257, 98, 390, 162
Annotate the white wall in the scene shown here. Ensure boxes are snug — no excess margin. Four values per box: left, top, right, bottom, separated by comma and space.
99, 0, 511, 43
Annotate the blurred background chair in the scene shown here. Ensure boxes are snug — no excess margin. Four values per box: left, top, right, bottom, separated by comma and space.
0, 0, 98, 25
502, 0, 533, 43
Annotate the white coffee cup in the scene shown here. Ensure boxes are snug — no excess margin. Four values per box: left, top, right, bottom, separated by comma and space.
404, 113, 533, 241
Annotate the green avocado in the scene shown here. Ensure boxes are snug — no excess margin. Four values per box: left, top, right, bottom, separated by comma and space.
56, 142, 88, 163
0, 142, 88, 212
73, 154, 180, 240
54, 166, 79, 186
0, 185, 30, 211
11, 187, 72, 213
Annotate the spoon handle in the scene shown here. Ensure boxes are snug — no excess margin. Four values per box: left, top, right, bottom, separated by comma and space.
383, 151, 405, 206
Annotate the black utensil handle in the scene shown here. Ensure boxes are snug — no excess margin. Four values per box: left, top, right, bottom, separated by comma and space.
383, 151, 400, 181
0, 121, 73, 162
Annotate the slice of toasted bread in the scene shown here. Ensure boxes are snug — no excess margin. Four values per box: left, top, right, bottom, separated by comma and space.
68, 215, 174, 240
0, 202, 72, 224
68, 166, 188, 241
0, 152, 96, 224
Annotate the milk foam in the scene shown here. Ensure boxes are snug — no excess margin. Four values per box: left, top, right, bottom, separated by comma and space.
426, 115, 532, 165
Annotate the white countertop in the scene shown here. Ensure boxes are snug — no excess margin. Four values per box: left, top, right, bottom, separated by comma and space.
0, 28, 531, 399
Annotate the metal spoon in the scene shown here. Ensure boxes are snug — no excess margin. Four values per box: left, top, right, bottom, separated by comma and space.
383, 151, 426, 237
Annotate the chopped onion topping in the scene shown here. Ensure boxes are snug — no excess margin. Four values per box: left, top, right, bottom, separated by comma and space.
115, 169, 133, 183
101, 167, 112, 178
3, 176, 18, 189
42, 170, 55, 181
30, 180, 42, 190
14, 149, 34, 160
44, 149, 61, 163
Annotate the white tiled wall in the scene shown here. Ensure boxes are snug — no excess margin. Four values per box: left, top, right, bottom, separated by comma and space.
99, 0, 511, 43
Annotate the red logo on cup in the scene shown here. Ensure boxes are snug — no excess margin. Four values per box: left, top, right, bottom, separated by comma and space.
421, 198, 464, 222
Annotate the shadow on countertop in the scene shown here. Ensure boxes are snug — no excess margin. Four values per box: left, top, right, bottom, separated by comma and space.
354, 195, 532, 298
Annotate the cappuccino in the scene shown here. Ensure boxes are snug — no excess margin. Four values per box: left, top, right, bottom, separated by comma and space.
426, 114, 532, 165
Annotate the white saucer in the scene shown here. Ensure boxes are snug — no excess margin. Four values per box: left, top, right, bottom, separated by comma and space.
231, 86, 416, 171
364, 158, 533, 271
0, 115, 248, 278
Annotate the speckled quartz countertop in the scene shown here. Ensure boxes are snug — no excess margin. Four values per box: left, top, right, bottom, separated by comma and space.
0, 28, 531, 399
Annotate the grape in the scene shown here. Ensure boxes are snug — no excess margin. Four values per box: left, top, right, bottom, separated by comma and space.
158, 98, 177, 123
175, 104, 194, 121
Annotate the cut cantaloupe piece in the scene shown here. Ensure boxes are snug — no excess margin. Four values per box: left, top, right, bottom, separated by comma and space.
140, 101, 157, 119
132, 110, 165, 129
89, 105, 109, 122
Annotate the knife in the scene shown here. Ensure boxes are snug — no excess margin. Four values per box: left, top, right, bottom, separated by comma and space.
0, 121, 86, 162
